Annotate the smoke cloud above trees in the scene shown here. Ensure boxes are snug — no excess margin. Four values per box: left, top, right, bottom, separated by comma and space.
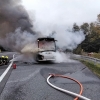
0, 0, 100, 52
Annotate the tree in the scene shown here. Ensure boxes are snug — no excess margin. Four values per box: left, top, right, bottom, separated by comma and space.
97, 14, 100, 22
80, 23, 89, 34
72, 23, 80, 32
75, 14, 100, 53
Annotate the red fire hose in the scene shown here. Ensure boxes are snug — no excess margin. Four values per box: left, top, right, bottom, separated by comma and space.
47, 74, 91, 100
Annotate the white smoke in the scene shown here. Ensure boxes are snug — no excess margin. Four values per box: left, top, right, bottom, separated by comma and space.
1, 0, 87, 63
0, 28, 38, 51
11, 53, 36, 63
21, 0, 86, 63
8, 0, 86, 63
54, 52, 76, 63
0, 0, 86, 52
22, 0, 85, 51
52, 29, 85, 50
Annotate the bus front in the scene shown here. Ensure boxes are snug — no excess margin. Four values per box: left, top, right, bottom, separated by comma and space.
36, 37, 56, 61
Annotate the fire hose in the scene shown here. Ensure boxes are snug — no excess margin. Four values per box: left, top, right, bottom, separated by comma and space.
47, 74, 91, 100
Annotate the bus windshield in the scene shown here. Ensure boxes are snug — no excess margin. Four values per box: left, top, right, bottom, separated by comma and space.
38, 39, 56, 51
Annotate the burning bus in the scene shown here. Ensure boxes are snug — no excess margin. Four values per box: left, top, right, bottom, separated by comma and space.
36, 37, 57, 62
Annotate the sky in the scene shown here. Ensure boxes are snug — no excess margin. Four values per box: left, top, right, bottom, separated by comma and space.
22, 0, 100, 26
21, 0, 100, 36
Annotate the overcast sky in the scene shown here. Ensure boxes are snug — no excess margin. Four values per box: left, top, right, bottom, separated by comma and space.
21, 0, 100, 34
21, 0, 100, 49
22, 0, 100, 25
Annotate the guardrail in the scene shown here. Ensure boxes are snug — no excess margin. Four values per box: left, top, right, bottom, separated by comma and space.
71, 54, 100, 64
0, 54, 14, 94
80, 55, 100, 63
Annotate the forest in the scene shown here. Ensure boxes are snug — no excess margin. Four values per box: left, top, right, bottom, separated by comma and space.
73, 14, 100, 54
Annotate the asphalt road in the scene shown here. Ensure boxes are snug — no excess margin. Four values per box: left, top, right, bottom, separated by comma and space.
0, 53, 100, 100
0, 52, 14, 76
0, 65, 8, 76
0, 52, 17, 76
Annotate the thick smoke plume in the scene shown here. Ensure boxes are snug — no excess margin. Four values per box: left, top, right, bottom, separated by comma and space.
0, 0, 85, 52
25, 0, 85, 51
0, 0, 34, 34
0, 28, 38, 51
0, 0, 36, 51
0, 0, 86, 63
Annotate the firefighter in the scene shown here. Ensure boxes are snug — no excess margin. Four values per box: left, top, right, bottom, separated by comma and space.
5, 56, 8, 59
1, 56, 4, 58
1, 56, 5, 65
5, 56, 9, 65
0, 57, 3, 65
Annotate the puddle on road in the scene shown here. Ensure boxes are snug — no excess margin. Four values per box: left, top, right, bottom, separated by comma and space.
40, 68, 66, 79
40, 67, 100, 84
56, 70, 100, 84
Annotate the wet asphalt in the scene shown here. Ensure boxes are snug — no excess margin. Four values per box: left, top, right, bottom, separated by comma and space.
0, 59, 100, 100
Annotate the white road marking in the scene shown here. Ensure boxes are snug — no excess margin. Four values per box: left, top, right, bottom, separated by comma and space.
0, 54, 15, 82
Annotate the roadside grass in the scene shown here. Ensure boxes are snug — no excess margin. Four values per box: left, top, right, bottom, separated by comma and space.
81, 60, 100, 77
82, 52, 100, 59
92, 53, 100, 59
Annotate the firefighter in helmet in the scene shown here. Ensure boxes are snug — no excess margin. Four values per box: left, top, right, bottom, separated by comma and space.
1, 56, 5, 64
1, 56, 4, 58
5, 56, 9, 65
0, 57, 3, 65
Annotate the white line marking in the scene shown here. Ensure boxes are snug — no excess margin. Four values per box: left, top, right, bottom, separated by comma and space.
0, 62, 13, 82
0, 54, 15, 82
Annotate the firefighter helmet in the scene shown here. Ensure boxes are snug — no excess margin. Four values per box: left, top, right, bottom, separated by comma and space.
5, 56, 8, 59
2, 56, 4, 58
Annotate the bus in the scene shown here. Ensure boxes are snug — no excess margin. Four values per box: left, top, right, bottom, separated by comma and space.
36, 37, 57, 62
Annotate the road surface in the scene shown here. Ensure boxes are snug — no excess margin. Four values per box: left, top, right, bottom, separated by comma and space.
0, 65, 8, 76
0, 53, 100, 100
